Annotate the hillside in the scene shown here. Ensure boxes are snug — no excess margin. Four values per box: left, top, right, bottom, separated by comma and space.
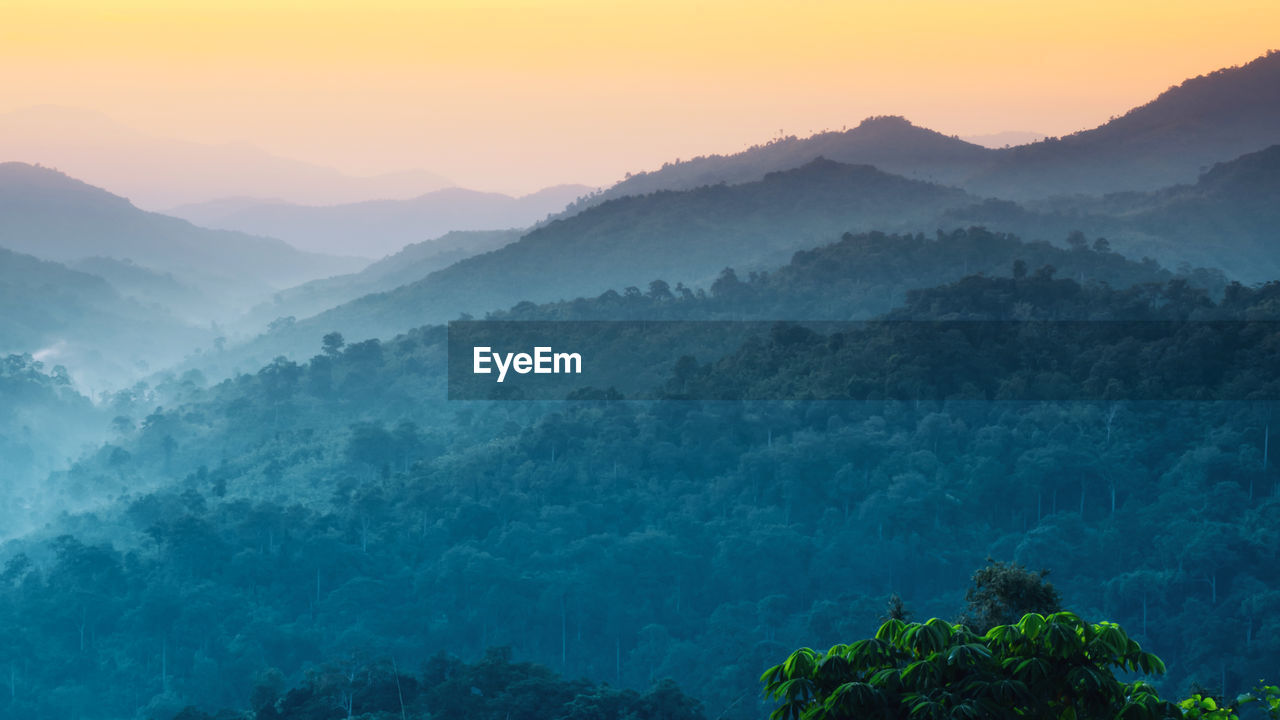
969, 51, 1280, 197
0, 162, 365, 316
228, 159, 976, 364
0, 247, 209, 387
947, 144, 1280, 282
238, 229, 522, 332
170, 185, 590, 257
17, 247, 1277, 718
570, 53, 1280, 209
66, 257, 213, 324
577, 116, 991, 209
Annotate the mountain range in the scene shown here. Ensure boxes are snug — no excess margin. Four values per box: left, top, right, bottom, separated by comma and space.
211, 158, 979, 370
237, 228, 522, 332
0, 246, 209, 387
227, 140, 1279, 375
168, 185, 591, 257
0, 162, 364, 317
3, 52, 1279, 387
574, 51, 1280, 208
0, 106, 453, 210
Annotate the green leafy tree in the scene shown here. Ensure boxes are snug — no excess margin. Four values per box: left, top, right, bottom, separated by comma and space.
762, 612, 1175, 720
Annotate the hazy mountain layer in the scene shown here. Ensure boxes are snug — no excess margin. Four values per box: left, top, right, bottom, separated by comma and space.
213, 159, 976, 368
0, 106, 452, 209
169, 185, 591, 257
947, 144, 1280, 282
581, 116, 990, 208
0, 162, 366, 318
968, 52, 1280, 198
238, 229, 522, 333
569, 52, 1280, 208
0, 247, 209, 388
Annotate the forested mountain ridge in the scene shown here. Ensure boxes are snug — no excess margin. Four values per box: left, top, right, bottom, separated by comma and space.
210, 159, 978, 374
66, 257, 214, 326
0, 246, 210, 388
0, 353, 103, 532
937, 143, 1280, 283
486, 227, 1219, 322
968, 50, 1280, 198
237, 229, 522, 335
578, 115, 990, 207
0, 163, 365, 316
8, 229, 1274, 718
567, 51, 1280, 211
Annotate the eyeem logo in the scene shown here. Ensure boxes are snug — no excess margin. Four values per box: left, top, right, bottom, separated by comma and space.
473, 346, 583, 383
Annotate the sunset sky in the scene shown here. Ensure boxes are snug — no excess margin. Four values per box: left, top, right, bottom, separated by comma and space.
2, 0, 1276, 195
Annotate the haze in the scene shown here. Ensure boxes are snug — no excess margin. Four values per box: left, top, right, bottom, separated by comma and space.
2, 0, 1276, 197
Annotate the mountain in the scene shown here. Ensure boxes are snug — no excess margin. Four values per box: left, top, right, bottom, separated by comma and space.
237, 229, 522, 332
966, 51, 1280, 197
575, 116, 991, 210
311, 158, 974, 329
566, 53, 1280, 209
0, 163, 366, 316
195, 159, 977, 372
66, 257, 213, 325
169, 185, 591, 256
0, 106, 452, 209
946, 145, 1280, 282
14, 231, 1259, 718
0, 247, 209, 387
1112, 144, 1280, 279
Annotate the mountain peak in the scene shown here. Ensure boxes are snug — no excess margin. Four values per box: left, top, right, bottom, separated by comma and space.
0, 161, 133, 210
854, 115, 916, 131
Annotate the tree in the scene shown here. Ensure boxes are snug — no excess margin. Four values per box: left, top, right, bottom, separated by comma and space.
762, 612, 1175, 720
322, 332, 346, 357
961, 560, 1061, 633
648, 280, 674, 301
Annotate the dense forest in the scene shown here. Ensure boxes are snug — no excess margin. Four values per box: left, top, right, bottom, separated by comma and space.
3, 48, 1280, 720
0, 229, 1275, 719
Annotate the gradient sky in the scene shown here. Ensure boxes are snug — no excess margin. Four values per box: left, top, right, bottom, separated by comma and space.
2, 0, 1276, 194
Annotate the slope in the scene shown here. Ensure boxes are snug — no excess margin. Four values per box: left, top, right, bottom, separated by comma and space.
0, 247, 210, 387
258, 159, 977, 356
237, 229, 522, 332
170, 185, 591, 257
969, 51, 1280, 197
0, 162, 366, 315
575, 116, 991, 210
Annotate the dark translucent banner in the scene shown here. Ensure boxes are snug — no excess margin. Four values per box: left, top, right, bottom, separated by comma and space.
446, 320, 1280, 401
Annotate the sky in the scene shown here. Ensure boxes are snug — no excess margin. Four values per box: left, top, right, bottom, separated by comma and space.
2, 0, 1277, 195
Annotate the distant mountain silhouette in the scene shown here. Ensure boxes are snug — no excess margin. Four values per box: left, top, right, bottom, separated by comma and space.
209, 158, 977, 368
169, 185, 591, 256
247, 146, 1280, 367
0, 106, 452, 209
237, 229, 521, 332
969, 51, 1280, 197
581, 116, 989, 208
572, 52, 1280, 207
0, 162, 364, 316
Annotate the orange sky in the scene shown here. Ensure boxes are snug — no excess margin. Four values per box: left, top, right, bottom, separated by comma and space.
1, 0, 1276, 194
